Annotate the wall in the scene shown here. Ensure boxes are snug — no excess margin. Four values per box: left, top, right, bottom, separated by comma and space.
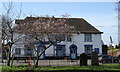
45, 33, 103, 57
12, 33, 103, 57
12, 34, 26, 57
12, 33, 36, 57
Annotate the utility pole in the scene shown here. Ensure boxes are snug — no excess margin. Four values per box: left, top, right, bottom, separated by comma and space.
110, 36, 114, 63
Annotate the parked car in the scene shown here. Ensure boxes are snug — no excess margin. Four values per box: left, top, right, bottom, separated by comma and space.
98, 55, 119, 63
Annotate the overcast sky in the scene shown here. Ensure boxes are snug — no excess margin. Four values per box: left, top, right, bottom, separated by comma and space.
2, 2, 118, 45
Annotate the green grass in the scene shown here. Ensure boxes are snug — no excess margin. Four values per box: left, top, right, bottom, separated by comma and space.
0, 64, 120, 72
0, 65, 29, 72
34, 64, 120, 71
108, 48, 120, 52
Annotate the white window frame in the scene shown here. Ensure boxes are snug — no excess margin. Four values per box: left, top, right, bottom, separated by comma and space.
84, 46, 93, 54
84, 34, 92, 42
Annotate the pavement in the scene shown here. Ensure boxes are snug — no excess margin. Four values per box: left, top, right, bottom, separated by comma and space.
1, 59, 119, 66
2, 59, 92, 66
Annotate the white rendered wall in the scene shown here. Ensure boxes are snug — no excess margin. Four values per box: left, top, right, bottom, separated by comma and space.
12, 34, 35, 56
92, 34, 102, 55
12, 34, 26, 56
45, 33, 103, 56
12, 33, 103, 57
45, 45, 54, 56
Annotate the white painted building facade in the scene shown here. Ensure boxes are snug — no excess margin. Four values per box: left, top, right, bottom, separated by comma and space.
12, 33, 102, 59
44, 33, 102, 59
12, 17, 103, 59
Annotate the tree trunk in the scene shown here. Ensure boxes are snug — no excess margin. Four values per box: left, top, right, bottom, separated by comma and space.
35, 61, 38, 67
1, 51, 4, 63
35, 41, 53, 67
33, 58, 35, 66
11, 54, 15, 67
7, 53, 11, 66
35, 56, 39, 67
7, 46, 12, 66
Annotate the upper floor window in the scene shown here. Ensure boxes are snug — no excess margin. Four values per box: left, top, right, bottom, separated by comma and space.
55, 34, 65, 41
84, 34, 92, 42
48, 34, 65, 41
67, 36, 72, 42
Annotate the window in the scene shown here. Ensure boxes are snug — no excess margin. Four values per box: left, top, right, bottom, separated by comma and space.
67, 36, 72, 41
48, 34, 65, 41
15, 48, 21, 54
55, 34, 65, 41
84, 34, 92, 42
27, 48, 33, 55
84, 45, 93, 54
94, 48, 99, 53
56, 45, 65, 56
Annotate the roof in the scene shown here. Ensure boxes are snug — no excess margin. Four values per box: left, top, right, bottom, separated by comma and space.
15, 17, 103, 34
66, 18, 103, 34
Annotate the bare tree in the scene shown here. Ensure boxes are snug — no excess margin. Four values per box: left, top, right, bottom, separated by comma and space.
2, 2, 22, 66
16, 15, 74, 67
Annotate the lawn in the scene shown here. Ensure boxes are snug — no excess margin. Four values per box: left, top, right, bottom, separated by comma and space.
0, 64, 120, 72
108, 49, 120, 52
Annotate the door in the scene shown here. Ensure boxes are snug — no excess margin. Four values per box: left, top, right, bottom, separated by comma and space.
71, 48, 76, 59
70, 44, 77, 59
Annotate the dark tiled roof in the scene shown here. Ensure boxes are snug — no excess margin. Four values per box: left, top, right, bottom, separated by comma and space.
66, 18, 103, 34
15, 17, 103, 34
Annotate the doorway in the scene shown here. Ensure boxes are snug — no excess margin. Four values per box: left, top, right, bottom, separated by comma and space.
69, 44, 77, 59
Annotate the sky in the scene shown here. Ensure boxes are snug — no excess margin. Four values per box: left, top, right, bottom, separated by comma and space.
1, 0, 117, 2
2, 2, 118, 45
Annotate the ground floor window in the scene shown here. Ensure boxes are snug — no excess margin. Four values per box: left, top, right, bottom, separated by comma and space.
84, 45, 93, 54
56, 45, 65, 56
15, 48, 21, 54
94, 48, 99, 53
24, 48, 33, 56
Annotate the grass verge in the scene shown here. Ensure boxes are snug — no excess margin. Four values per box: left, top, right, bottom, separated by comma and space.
0, 64, 120, 72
